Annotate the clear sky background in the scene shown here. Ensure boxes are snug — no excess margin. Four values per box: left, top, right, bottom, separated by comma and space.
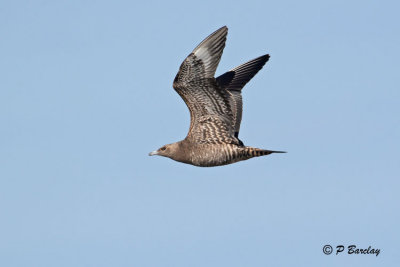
1, 0, 399, 266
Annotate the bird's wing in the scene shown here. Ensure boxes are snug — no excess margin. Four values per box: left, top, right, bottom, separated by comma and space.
216, 54, 270, 138
173, 26, 239, 145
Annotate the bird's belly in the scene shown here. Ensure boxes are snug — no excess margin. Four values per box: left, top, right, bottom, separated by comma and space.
188, 144, 244, 167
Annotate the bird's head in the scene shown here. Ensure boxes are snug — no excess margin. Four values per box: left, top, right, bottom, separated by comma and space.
148, 143, 181, 159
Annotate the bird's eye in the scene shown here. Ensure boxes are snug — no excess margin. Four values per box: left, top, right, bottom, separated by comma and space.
160, 146, 166, 151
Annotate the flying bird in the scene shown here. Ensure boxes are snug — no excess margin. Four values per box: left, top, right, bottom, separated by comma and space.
149, 26, 285, 167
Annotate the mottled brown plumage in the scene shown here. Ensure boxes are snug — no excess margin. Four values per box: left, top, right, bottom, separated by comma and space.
149, 26, 285, 167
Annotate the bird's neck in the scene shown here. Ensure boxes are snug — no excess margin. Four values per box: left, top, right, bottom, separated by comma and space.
168, 140, 192, 164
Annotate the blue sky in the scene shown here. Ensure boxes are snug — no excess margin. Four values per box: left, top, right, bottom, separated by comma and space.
1, 0, 399, 266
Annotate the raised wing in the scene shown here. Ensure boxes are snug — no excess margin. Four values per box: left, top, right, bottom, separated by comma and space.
173, 26, 239, 145
216, 54, 270, 138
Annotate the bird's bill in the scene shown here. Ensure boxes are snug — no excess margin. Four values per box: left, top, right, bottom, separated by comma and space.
148, 150, 158, 156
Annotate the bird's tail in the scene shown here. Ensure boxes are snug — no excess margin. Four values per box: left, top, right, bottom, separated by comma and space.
243, 147, 286, 158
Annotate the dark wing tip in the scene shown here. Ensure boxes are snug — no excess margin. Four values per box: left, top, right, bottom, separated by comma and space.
190, 26, 229, 78
255, 54, 270, 65
217, 53, 271, 92
192, 26, 228, 53
263, 54, 270, 59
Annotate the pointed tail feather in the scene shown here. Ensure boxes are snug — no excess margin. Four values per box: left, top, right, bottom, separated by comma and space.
244, 147, 286, 158
264, 150, 286, 154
